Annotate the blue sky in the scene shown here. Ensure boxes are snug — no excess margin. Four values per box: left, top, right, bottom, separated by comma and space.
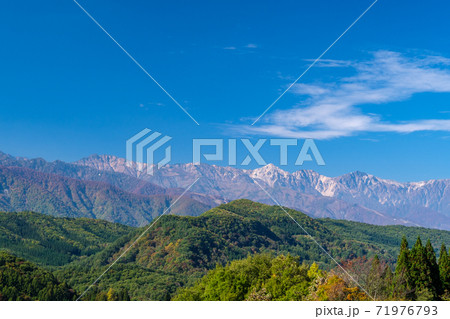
1, 0, 450, 181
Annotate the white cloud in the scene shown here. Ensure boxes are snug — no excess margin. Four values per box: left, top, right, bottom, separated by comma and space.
239, 51, 450, 139
223, 44, 259, 51
302, 58, 353, 68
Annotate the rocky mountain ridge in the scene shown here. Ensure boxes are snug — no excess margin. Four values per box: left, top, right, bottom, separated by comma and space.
75, 154, 450, 230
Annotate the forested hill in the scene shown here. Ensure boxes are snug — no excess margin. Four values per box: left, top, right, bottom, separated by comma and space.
55, 200, 450, 299
0, 251, 75, 301
0, 211, 133, 266
318, 219, 450, 258
1, 200, 450, 300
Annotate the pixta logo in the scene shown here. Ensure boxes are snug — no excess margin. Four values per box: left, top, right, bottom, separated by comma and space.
126, 128, 172, 175
193, 138, 325, 166
126, 129, 325, 174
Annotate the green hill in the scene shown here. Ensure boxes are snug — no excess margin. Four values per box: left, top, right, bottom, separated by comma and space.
0, 251, 75, 301
0, 211, 133, 266
318, 218, 450, 259
56, 200, 450, 300
1, 199, 450, 300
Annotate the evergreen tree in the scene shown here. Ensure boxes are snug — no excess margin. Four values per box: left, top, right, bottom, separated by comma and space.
380, 265, 393, 300
425, 240, 442, 296
438, 244, 450, 294
410, 236, 436, 300
118, 288, 131, 301
393, 236, 412, 299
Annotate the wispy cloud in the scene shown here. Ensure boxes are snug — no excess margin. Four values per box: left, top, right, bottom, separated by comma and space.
223, 44, 259, 51
302, 58, 353, 68
238, 51, 450, 139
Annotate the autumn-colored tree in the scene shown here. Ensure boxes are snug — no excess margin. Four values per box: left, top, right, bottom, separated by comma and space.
340, 256, 370, 287
314, 274, 368, 301
315, 275, 348, 301
345, 287, 370, 301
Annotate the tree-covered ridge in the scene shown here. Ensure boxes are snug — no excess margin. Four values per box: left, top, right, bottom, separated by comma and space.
0, 211, 133, 266
56, 199, 438, 300
53, 200, 382, 300
0, 251, 131, 301
318, 219, 450, 259
55, 229, 186, 301
1, 199, 450, 300
125, 199, 389, 271
0, 251, 75, 301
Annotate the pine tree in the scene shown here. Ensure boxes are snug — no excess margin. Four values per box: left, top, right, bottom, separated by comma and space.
438, 244, 450, 294
425, 240, 442, 296
381, 265, 393, 299
118, 288, 130, 301
410, 236, 436, 300
409, 236, 424, 289
393, 236, 412, 299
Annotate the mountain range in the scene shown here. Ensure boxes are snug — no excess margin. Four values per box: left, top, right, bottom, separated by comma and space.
77, 154, 450, 230
0, 152, 212, 226
1, 150, 449, 230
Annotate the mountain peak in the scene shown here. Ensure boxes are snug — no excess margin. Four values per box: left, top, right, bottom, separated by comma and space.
253, 163, 287, 174
77, 154, 121, 163
350, 170, 370, 177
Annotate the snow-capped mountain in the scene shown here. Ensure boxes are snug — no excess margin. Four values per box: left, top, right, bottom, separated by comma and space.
76, 155, 450, 230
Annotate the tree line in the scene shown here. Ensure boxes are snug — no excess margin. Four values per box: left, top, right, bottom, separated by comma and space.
173, 236, 450, 301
